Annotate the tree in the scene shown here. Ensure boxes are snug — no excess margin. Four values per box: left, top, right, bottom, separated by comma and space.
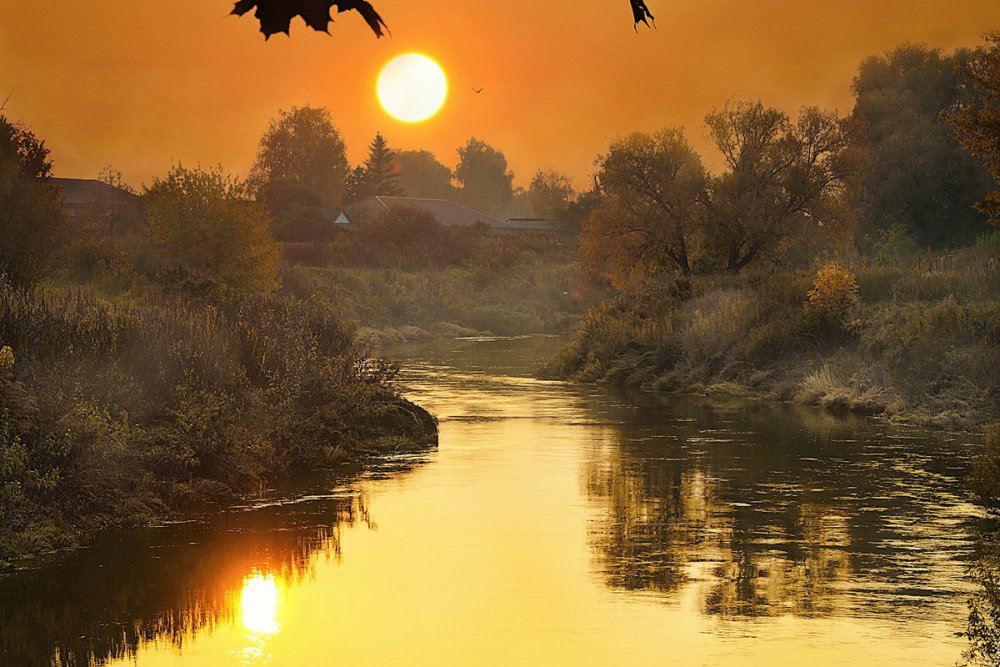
528, 169, 575, 220
249, 106, 349, 208
455, 138, 514, 217
394, 149, 455, 200
703, 102, 852, 273
580, 129, 706, 285
145, 165, 280, 294
346, 132, 401, 201
0, 115, 66, 285
948, 32, 1000, 227
850, 44, 993, 247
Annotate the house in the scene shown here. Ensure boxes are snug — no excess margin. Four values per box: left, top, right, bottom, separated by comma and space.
52, 177, 142, 234
345, 196, 504, 229
319, 207, 355, 229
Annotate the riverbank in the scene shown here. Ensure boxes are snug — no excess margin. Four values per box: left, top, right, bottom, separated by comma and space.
545, 242, 1000, 431
0, 280, 437, 569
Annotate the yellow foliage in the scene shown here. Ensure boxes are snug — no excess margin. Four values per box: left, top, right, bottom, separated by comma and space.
0, 345, 12, 375
807, 261, 859, 322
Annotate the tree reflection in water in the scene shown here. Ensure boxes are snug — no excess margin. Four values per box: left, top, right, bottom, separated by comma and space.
0, 479, 388, 666
583, 393, 979, 620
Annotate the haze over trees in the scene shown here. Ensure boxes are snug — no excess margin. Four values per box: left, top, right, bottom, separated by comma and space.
455, 138, 514, 218
346, 132, 402, 201
849, 44, 993, 248
528, 169, 575, 220
394, 149, 456, 200
145, 165, 280, 294
948, 31, 1000, 227
249, 106, 349, 208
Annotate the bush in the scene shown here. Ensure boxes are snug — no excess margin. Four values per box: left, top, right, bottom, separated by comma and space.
805, 261, 859, 333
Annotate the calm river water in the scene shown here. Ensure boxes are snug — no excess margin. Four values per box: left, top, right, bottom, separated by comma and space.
0, 336, 985, 666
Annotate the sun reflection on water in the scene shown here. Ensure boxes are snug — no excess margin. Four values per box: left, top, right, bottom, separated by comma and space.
240, 573, 280, 636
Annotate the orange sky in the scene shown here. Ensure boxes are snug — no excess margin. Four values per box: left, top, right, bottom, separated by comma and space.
1, 1, 998, 190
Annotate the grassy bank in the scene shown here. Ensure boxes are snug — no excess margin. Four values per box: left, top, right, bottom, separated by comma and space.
546, 240, 1000, 429
0, 279, 436, 566
279, 228, 588, 344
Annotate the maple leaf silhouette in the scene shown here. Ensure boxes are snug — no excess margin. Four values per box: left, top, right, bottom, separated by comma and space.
233, 0, 653, 38
630, 0, 654, 29
232, 0, 388, 39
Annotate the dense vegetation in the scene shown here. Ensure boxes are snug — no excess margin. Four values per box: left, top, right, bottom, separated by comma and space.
0, 120, 435, 566
280, 207, 585, 341
549, 39, 1000, 433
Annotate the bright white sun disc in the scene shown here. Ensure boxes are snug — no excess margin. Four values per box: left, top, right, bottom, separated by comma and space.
377, 53, 448, 123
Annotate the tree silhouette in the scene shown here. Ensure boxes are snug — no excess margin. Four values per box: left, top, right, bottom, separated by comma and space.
347, 133, 402, 201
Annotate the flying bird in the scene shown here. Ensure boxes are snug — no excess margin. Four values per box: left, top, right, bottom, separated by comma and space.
472, 87, 484, 94
234, 0, 654, 38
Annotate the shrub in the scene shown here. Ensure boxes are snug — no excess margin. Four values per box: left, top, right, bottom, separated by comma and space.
679, 289, 755, 362
806, 260, 859, 331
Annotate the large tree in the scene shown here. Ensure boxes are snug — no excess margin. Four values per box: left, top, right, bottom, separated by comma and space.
0, 115, 66, 285
528, 169, 575, 220
346, 132, 402, 202
581, 129, 706, 285
455, 138, 514, 217
394, 149, 455, 200
948, 32, 1000, 227
145, 165, 279, 294
850, 44, 993, 248
703, 102, 852, 273
249, 106, 349, 208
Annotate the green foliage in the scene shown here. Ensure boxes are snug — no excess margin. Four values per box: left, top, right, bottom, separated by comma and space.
948, 32, 1000, 228
553, 243, 999, 424
852, 43, 992, 248
0, 115, 67, 285
145, 165, 280, 294
528, 169, 575, 220
285, 230, 584, 336
394, 149, 455, 200
347, 132, 402, 201
0, 277, 436, 560
455, 138, 514, 218
248, 106, 349, 207
873, 224, 920, 265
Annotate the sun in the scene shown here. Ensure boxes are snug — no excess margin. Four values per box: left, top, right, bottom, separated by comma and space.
377, 53, 448, 123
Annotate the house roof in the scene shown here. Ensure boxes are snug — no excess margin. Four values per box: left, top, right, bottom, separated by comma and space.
347, 196, 504, 228
51, 178, 140, 208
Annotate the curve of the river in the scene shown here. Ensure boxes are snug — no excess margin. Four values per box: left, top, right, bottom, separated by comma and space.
0, 336, 984, 666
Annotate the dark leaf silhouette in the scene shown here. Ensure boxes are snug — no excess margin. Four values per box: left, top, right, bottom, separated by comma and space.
630, 0, 655, 29
232, 0, 388, 38
234, 0, 652, 38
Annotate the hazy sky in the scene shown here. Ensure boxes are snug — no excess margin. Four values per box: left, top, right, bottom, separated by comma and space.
1, 1, 997, 190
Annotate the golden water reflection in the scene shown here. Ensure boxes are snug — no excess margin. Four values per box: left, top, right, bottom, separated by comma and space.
240, 574, 281, 636
0, 337, 985, 666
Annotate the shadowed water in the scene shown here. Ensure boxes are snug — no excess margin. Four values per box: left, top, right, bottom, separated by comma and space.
0, 336, 984, 665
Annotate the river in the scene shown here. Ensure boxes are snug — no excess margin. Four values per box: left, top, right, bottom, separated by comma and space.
0, 336, 985, 666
